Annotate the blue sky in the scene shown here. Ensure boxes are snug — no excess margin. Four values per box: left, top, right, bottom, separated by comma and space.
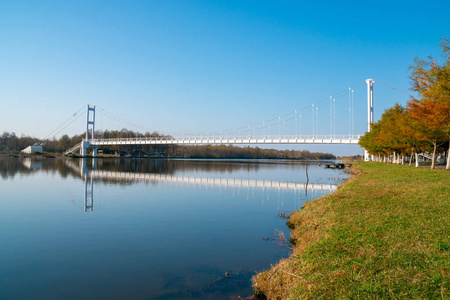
1, 0, 449, 155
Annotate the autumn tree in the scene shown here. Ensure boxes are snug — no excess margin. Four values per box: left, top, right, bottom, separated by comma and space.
398, 108, 429, 167
407, 99, 448, 169
379, 104, 413, 163
359, 122, 384, 159
409, 37, 450, 169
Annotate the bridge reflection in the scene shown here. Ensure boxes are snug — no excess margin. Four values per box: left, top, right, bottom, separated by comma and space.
68, 158, 338, 212
17, 158, 339, 212
89, 170, 337, 193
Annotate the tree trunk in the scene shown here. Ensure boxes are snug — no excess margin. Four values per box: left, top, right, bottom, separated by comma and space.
446, 148, 450, 170
401, 154, 404, 165
431, 142, 437, 169
409, 150, 413, 166
415, 152, 419, 168
447, 137, 450, 170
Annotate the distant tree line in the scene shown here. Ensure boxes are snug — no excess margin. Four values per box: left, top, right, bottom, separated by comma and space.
170, 145, 335, 160
359, 38, 450, 169
1, 131, 85, 153
1, 129, 335, 160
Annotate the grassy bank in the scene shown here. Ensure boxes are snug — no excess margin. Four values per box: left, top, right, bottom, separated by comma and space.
253, 162, 450, 299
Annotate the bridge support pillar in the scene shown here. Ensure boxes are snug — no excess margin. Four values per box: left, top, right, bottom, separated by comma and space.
364, 79, 374, 161
80, 140, 98, 157
80, 141, 88, 156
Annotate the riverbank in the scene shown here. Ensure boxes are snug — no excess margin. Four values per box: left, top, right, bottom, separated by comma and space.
252, 162, 450, 299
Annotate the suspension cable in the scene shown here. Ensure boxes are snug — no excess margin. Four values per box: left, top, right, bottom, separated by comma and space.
94, 80, 367, 137
204, 80, 366, 135
49, 110, 86, 139
43, 105, 86, 139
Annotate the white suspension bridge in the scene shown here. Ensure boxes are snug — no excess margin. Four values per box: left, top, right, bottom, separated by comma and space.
57, 79, 379, 160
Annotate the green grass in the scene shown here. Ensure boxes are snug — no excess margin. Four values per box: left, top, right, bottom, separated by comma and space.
253, 162, 450, 299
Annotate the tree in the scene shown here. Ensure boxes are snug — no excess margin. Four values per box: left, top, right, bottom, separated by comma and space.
407, 98, 448, 169
58, 134, 72, 152
359, 122, 384, 159
379, 104, 411, 163
398, 108, 429, 167
359, 105, 411, 163
409, 37, 450, 169
7, 132, 18, 151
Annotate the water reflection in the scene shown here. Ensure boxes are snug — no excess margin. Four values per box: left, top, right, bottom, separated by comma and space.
84, 171, 94, 212
1, 157, 347, 299
22, 158, 42, 170
11, 158, 342, 213
26, 158, 338, 212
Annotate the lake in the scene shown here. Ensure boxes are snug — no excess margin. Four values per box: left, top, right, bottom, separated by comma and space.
0, 158, 349, 299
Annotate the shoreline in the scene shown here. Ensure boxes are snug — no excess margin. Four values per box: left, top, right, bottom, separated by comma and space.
252, 162, 450, 299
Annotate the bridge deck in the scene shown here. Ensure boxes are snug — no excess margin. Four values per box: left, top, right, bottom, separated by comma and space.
89, 136, 360, 146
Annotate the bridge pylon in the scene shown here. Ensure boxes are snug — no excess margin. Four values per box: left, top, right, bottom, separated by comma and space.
80, 104, 98, 157
364, 79, 374, 161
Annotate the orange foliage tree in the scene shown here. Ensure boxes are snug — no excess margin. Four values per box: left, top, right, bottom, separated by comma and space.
407, 99, 448, 169
409, 37, 450, 169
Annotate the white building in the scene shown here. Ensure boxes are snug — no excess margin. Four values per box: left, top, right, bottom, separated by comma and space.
22, 145, 43, 154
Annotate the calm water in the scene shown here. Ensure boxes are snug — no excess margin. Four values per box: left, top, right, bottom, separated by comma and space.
0, 158, 348, 299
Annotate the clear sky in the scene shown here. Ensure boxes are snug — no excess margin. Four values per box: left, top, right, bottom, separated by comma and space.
1, 0, 449, 155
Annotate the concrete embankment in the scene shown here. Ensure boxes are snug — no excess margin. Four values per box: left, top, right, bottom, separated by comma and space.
252, 162, 450, 299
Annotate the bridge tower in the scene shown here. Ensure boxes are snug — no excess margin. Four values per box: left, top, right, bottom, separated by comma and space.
80, 104, 98, 157
364, 79, 374, 161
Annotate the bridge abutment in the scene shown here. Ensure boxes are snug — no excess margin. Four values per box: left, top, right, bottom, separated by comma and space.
80, 141, 98, 157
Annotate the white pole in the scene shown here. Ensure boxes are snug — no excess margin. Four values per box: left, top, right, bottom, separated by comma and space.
365, 79, 374, 161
